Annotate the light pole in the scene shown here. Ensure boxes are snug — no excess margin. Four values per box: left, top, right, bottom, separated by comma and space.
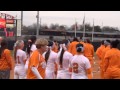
40, 18, 41, 31
75, 18, 77, 38
15, 15, 17, 41
83, 13, 85, 41
21, 11, 23, 31
36, 11, 39, 38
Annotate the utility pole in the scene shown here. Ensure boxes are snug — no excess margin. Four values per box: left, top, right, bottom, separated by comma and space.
83, 14, 85, 41
36, 11, 39, 38
92, 19, 94, 42
15, 15, 17, 41
21, 11, 23, 31
75, 18, 77, 37
40, 18, 41, 31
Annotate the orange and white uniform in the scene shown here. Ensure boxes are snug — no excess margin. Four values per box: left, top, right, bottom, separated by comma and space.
56, 51, 73, 79
0, 49, 12, 71
70, 55, 91, 79
25, 44, 37, 74
100, 45, 111, 78
96, 45, 105, 68
14, 49, 27, 79
96, 45, 105, 60
104, 48, 120, 79
31, 44, 37, 52
84, 43, 94, 68
79, 41, 85, 45
42, 50, 57, 79
27, 50, 46, 79
68, 41, 79, 55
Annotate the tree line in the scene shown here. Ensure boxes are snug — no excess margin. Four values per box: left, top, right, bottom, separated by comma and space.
5, 23, 120, 35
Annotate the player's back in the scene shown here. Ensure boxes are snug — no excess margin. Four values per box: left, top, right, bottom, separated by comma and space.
96, 45, 105, 59
104, 48, 120, 78
57, 51, 73, 79
84, 43, 94, 57
68, 41, 79, 55
43, 50, 57, 71
104, 48, 120, 69
57, 51, 73, 72
71, 55, 91, 79
16, 49, 26, 66
27, 50, 45, 79
0, 49, 12, 70
102, 45, 111, 60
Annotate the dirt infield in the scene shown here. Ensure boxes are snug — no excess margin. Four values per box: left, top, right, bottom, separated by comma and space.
10, 70, 14, 79
92, 57, 101, 79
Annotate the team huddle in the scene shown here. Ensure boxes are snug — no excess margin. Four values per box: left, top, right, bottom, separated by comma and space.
0, 36, 120, 79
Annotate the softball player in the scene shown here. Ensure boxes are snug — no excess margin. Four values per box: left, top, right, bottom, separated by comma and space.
70, 43, 92, 79
14, 40, 27, 79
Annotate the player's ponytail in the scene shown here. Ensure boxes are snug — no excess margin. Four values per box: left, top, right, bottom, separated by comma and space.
45, 41, 53, 63
26, 40, 32, 56
60, 48, 65, 66
59, 39, 68, 66
45, 47, 50, 63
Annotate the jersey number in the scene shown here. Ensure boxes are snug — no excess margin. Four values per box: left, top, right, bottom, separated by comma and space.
73, 63, 78, 73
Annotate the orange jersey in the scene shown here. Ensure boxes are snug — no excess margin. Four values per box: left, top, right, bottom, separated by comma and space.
104, 48, 120, 79
79, 41, 85, 45
96, 45, 105, 72
67, 42, 71, 51
0, 49, 12, 70
68, 41, 79, 55
83, 43, 94, 68
79, 41, 85, 49
100, 45, 111, 78
101, 46, 111, 61
96, 45, 105, 60
84, 43, 94, 57
27, 50, 46, 79
101, 45, 111, 67
68, 43, 71, 53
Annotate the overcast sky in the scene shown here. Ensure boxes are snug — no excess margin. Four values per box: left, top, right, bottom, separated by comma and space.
0, 11, 120, 28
